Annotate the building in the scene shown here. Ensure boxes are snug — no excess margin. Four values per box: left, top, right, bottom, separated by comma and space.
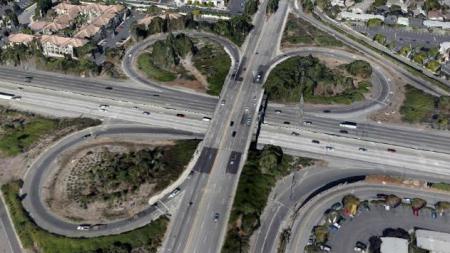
338, 11, 385, 21
380, 237, 409, 253
7, 33, 35, 46
174, 0, 225, 9
350, 0, 374, 14
40, 35, 88, 58
416, 229, 450, 253
386, 0, 409, 12
424, 20, 450, 29
428, 10, 445, 21
397, 17, 409, 26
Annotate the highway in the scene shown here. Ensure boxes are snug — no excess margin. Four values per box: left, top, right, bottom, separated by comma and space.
21, 124, 203, 237
0, 197, 21, 253
160, 0, 290, 252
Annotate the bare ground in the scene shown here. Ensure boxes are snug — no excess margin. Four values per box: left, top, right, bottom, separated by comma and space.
43, 138, 177, 223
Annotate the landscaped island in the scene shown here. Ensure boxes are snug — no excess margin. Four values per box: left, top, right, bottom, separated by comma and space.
265, 55, 372, 104
137, 33, 231, 95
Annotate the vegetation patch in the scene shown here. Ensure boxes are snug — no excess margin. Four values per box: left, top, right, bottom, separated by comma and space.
282, 14, 343, 48
265, 55, 372, 104
2, 180, 168, 253
64, 140, 199, 214
0, 106, 100, 156
137, 33, 231, 94
192, 42, 231, 95
400, 85, 450, 129
222, 145, 314, 253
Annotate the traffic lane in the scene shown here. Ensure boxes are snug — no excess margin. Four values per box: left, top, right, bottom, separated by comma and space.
22, 125, 202, 237
0, 71, 218, 114
258, 125, 450, 175
329, 205, 450, 253
264, 111, 450, 153
0, 199, 21, 253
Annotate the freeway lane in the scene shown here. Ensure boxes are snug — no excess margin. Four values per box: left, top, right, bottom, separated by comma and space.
21, 124, 203, 237
259, 124, 450, 175
0, 198, 21, 253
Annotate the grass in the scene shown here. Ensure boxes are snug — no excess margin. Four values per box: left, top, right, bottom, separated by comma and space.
0, 107, 100, 156
400, 85, 435, 123
282, 14, 343, 48
2, 180, 168, 253
192, 43, 231, 96
137, 53, 176, 82
222, 145, 314, 253
431, 182, 450, 192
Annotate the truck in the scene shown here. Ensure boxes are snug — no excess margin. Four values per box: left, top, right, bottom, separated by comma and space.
0, 92, 15, 100
339, 121, 358, 129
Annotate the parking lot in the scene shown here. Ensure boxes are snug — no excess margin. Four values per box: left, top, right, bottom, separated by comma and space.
353, 24, 450, 50
327, 204, 450, 252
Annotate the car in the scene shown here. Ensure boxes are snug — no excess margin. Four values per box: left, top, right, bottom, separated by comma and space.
359, 147, 367, 152
77, 224, 91, 231
105, 86, 113, 90
320, 244, 331, 252
326, 146, 334, 151
176, 113, 185, 117
128, 53, 132, 58
304, 121, 312, 126
202, 117, 211, 122
152, 94, 160, 97
12, 96, 21, 101
246, 118, 252, 126
291, 131, 300, 136
232, 131, 237, 137
100, 108, 108, 112
132, 106, 139, 110
214, 212, 220, 222
99, 104, 109, 109
376, 193, 388, 199
402, 198, 411, 204
339, 129, 348, 134
230, 121, 234, 127
221, 100, 226, 106
432, 209, 438, 219
323, 110, 331, 113
24, 76, 33, 82
312, 140, 320, 144
143, 111, 150, 115
168, 188, 181, 199
387, 148, 396, 153
354, 241, 367, 252
329, 224, 338, 232
83, 134, 92, 139
255, 72, 263, 82
331, 202, 342, 210
275, 110, 282, 114
283, 121, 290, 125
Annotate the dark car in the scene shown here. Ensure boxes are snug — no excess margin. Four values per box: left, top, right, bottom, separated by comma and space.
283, 121, 290, 125
230, 121, 234, 127
176, 113, 185, 117
105, 86, 113, 90
214, 212, 220, 222
339, 129, 348, 134
312, 140, 320, 144
387, 148, 396, 153
232, 131, 237, 137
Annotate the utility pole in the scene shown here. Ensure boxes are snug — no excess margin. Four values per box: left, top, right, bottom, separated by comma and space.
299, 92, 304, 125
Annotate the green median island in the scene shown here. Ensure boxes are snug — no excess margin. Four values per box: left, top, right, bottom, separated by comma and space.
136, 33, 231, 95
222, 145, 315, 253
2, 180, 168, 253
0, 106, 100, 157
265, 55, 372, 104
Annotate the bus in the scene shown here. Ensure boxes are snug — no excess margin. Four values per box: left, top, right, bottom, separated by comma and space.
339, 121, 358, 129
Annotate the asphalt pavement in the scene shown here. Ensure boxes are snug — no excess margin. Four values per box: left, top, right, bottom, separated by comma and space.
0, 198, 21, 253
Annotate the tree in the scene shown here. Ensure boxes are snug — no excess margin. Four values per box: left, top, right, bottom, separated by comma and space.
424, 0, 441, 11
36, 0, 52, 17
244, 0, 258, 16
367, 18, 383, 27
373, 34, 386, 45
345, 60, 372, 78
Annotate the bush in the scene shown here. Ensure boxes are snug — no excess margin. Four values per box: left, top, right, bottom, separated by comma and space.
345, 60, 372, 78
367, 18, 383, 27
400, 85, 435, 123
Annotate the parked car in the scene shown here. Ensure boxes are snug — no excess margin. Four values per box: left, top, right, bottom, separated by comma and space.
77, 224, 91, 231
331, 202, 342, 210
304, 121, 312, 126
168, 188, 181, 199
354, 241, 367, 252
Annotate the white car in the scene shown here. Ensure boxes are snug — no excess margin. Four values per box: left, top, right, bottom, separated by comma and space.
99, 104, 109, 109
326, 146, 334, 151
77, 224, 90, 230
168, 188, 181, 199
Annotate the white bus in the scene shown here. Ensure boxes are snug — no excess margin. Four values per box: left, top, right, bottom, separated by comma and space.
0, 92, 15, 100
339, 121, 358, 129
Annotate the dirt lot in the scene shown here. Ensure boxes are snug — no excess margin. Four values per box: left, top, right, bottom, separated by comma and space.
43, 138, 177, 223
